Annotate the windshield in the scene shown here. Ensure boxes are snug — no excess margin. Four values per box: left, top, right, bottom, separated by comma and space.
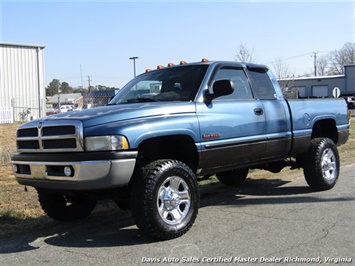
109, 65, 208, 104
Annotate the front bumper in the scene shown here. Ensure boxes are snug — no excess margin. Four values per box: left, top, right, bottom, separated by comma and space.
11, 151, 138, 190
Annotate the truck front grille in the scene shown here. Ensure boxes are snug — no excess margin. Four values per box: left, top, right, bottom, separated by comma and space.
16, 121, 84, 152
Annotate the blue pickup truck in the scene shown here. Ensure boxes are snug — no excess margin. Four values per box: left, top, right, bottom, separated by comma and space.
12, 59, 349, 240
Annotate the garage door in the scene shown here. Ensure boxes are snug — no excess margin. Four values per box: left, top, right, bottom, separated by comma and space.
312, 85, 328, 97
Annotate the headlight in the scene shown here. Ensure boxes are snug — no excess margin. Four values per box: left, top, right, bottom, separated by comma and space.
85, 135, 129, 151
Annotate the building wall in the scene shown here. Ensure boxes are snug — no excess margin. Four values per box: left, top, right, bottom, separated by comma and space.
345, 64, 355, 93
288, 76, 344, 98
283, 65, 355, 99
0, 42, 46, 122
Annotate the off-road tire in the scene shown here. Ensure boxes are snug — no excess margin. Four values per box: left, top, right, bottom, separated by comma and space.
37, 190, 97, 221
303, 138, 340, 191
216, 168, 249, 186
131, 159, 200, 240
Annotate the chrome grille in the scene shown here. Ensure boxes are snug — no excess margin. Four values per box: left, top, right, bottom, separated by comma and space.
16, 120, 84, 152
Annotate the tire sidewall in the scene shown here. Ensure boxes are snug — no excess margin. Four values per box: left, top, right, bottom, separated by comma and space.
131, 160, 200, 240
304, 138, 340, 191
216, 168, 248, 186
37, 190, 97, 221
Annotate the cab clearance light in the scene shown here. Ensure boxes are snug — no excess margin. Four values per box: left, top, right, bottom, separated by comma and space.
153, 58, 208, 70
145, 68, 152, 72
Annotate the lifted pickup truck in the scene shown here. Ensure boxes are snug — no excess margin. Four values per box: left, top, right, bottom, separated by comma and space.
12, 59, 349, 240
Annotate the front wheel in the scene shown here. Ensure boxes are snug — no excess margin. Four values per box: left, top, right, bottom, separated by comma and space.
303, 138, 340, 191
37, 190, 97, 221
131, 159, 200, 240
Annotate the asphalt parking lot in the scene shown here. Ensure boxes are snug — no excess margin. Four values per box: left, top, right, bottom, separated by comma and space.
0, 163, 354, 265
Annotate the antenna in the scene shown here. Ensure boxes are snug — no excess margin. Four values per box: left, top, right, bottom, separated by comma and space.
312, 52, 318, 76
80, 64, 83, 89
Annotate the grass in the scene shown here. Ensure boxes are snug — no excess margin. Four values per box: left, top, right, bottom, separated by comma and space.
0, 209, 26, 222
0, 121, 354, 238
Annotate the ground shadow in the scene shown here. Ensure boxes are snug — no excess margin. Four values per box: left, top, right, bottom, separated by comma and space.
1, 177, 353, 253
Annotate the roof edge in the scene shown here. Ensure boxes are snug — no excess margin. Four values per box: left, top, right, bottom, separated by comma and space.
0, 42, 45, 49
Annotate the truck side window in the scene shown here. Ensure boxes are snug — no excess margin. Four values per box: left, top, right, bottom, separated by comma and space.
211, 68, 253, 100
247, 67, 277, 99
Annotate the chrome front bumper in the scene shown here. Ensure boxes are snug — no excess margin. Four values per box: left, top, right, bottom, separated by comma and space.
13, 156, 137, 190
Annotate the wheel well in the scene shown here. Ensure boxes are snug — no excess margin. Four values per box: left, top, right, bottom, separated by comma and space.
137, 135, 198, 172
311, 119, 338, 143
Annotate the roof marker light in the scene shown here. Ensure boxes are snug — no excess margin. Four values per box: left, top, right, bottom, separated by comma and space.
145, 68, 152, 73
167, 62, 175, 67
201, 58, 208, 62
157, 65, 165, 69
180, 60, 187, 65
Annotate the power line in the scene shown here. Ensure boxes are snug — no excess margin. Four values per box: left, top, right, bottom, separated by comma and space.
266, 51, 330, 64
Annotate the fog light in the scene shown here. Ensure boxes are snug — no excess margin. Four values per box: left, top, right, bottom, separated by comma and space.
13, 164, 18, 173
64, 166, 72, 177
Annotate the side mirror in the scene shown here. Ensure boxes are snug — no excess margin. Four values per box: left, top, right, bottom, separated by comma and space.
204, 79, 234, 101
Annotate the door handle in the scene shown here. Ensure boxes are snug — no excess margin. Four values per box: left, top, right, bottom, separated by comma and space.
254, 108, 264, 115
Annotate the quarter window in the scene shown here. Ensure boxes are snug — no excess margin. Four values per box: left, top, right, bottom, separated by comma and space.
247, 67, 277, 100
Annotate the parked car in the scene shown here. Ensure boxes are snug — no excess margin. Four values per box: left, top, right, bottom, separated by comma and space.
347, 97, 355, 109
59, 105, 74, 113
45, 107, 59, 116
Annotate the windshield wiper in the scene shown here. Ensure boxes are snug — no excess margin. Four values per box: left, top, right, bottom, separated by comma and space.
126, 97, 158, 103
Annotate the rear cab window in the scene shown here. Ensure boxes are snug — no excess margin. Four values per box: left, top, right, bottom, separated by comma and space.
246, 66, 277, 100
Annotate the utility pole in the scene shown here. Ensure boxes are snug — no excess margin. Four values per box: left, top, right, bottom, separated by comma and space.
129, 56, 139, 77
313, 52, 318, 76
87, 76, 92, 92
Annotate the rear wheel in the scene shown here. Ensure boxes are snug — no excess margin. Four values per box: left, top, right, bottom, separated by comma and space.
37, 190, 97, 221
216, 168, 249, 186
303, 138, 340, 191
131, 159, 199, 240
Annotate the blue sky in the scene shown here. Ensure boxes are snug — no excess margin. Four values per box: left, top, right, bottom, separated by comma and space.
1, 0, 354, 88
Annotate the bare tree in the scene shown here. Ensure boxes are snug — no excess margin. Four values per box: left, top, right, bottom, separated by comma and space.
327, 42, 355, 75
316, 55, 328, 76
234, 42, 256, 63
272, 57, 293, 80
272, 57, 296, 98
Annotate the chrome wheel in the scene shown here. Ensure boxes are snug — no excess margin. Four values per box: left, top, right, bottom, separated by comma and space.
131, 159, 199, 239
321, 148, 337, 181
157, 175, 191, 225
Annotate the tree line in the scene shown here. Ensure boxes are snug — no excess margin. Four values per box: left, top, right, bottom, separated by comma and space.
46, 79, 119, 96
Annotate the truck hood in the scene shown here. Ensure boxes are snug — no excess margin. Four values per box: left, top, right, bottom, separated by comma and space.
42, 102, 197, 128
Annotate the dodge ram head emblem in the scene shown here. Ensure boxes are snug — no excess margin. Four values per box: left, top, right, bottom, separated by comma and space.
37, 121, 43, 129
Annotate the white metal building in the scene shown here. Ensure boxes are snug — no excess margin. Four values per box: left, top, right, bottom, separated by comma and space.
0, 42, 45, 123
